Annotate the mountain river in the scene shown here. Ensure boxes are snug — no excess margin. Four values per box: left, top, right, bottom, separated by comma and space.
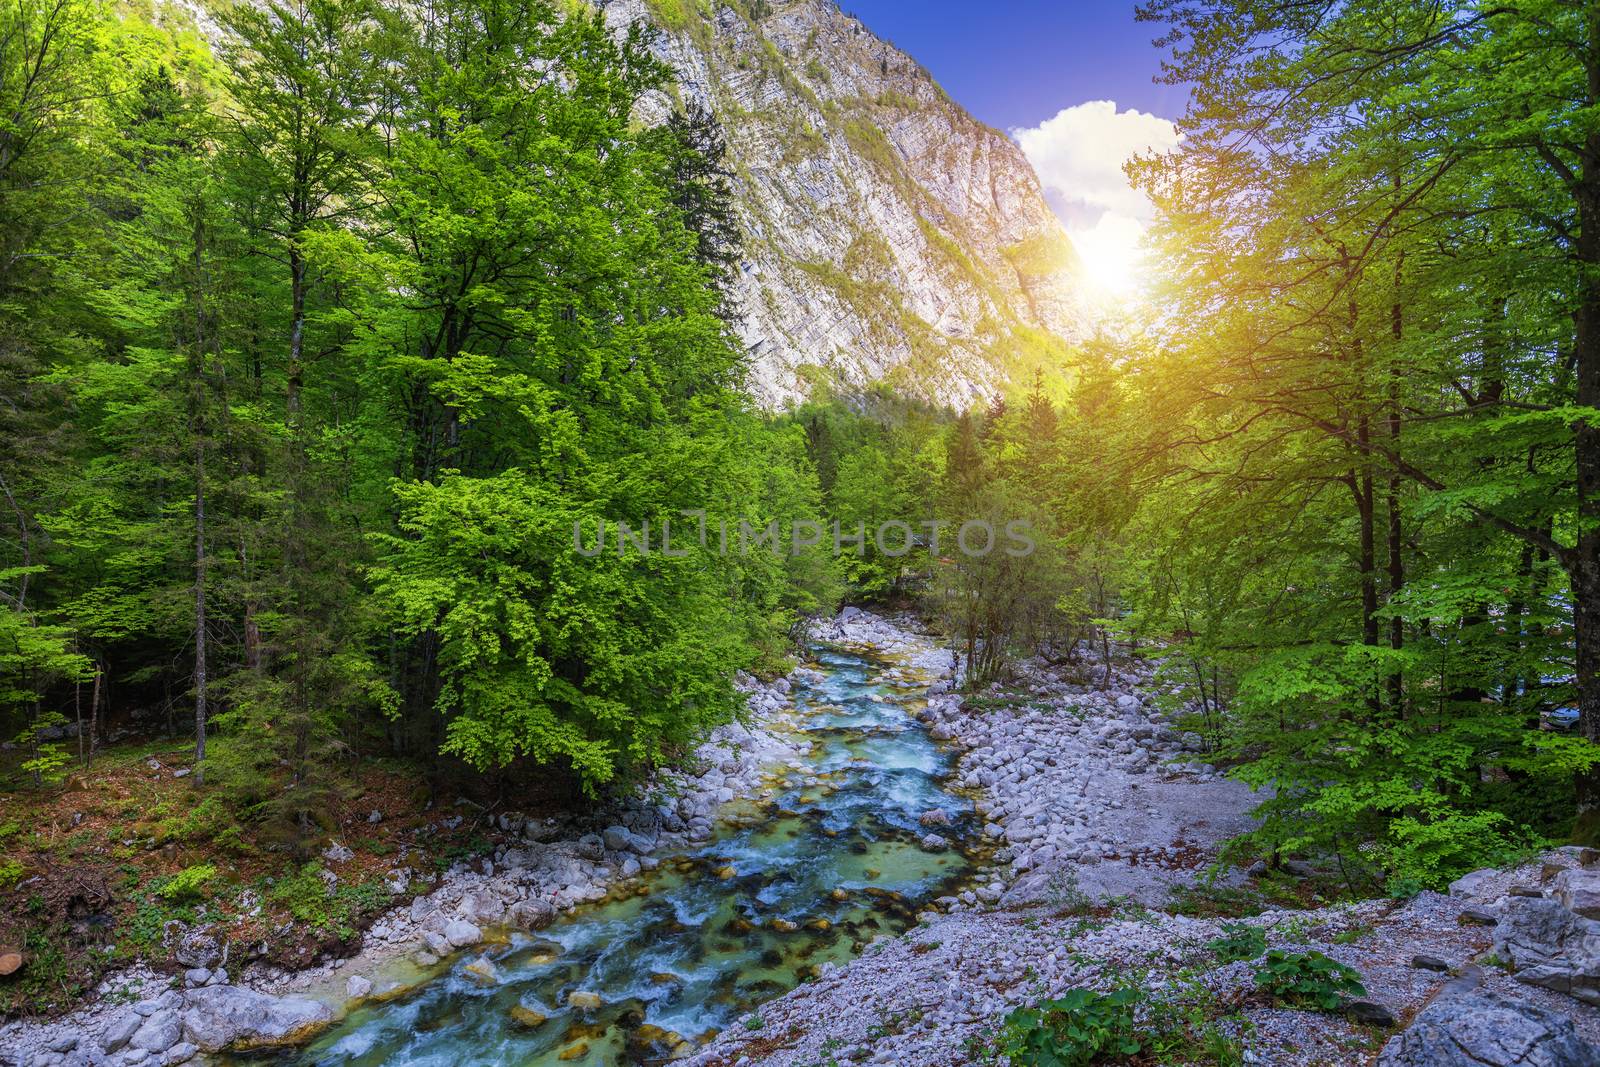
266, 642, 977, 1066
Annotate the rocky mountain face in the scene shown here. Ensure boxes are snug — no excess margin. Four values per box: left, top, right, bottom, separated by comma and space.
603, 0, 1091, 409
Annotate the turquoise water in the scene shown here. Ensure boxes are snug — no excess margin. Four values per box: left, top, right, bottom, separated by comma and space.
284, 646, 975, 1066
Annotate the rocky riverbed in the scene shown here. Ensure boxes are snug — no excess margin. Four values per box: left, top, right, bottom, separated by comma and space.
1, 610, 965, 1065
8, 608, 1600, 1066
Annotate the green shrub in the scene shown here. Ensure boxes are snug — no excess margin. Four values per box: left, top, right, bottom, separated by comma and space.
268, 864, 391, 938
1168, 878, 1272, 919
1382, 810, 1518, 891
995, 987, 1142, 1066
1141, 977, 1252, 1066
1252, 950, 1365, 1010
1044, 870, 1095, 916
1206, 922, 1267, 963
155, 863, 216, 902
0, 857, 24, 891
1330, 924, 1373, 944
270, 862, 333, 926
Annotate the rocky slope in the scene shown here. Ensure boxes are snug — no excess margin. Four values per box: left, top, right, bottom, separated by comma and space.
603, 0, 1092, 408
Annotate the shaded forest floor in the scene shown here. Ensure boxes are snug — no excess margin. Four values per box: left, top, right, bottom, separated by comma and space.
0, 740, 566, 1019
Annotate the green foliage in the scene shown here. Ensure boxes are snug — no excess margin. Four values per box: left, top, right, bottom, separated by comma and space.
994, 987, 1143, 1067
1330, 924, 1374, 944
1206, 923, 1267, 963
1119, 0, 1600, 889
155, 863, 216, 902
3, 928, 89, 1017
0, 0, 840, 837
0, 0, 1593, 1019
0, 574, 92, 786
0, 857, 24, 890
270, 863, 335, 927
373, 469, 750, 791
1251, 950, 1366, 1011
267, 863, 392, 937
645, 0, 697, 30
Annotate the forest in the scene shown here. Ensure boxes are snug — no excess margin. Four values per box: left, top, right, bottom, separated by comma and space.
1, 0, 1598, 1031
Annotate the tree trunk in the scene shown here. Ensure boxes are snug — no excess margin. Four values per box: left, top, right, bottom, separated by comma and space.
287, 247, 305, 425
193, 436, 207, 783
1101, 627, 1113, 691
188, 194, 211, 785
1572, 11, 1600, 813
1573, 221, 1600, 808
1387, 261, 1405, 715
87, 665, 101, 766
1358, 449, 1379, 650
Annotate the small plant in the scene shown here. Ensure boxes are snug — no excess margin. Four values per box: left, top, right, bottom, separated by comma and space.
1330, 924, 1373, 945
1206, 922, 1267, 963
994, 987, 1143, 1066
0, 857, 24, 891
1252, 950, 1366, 1010
1168, 879, 1268, 919
1045, 870, 1096, 916
1143, 975, 1252, 1066
270, 862, 333, 926
1109, 896, 1154, 924
743, 1012, 764, 1031
1063, 916, 1108, 941
1384, 874, 1427, 899
155, 863, 216, 902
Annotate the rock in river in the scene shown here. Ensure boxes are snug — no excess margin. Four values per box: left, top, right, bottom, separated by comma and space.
443, 918, 482, 948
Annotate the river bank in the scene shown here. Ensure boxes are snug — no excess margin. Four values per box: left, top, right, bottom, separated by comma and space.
2, 660, 815, 1066
1, 609, 973, 1065
684, 612, 1600, 1067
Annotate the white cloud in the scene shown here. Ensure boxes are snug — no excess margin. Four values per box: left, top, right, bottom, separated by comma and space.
1010, 101, 1180, 295
1011, 100, 1180, 222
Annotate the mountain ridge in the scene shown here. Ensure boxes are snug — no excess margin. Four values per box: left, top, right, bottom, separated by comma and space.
605, 0, 1091, 408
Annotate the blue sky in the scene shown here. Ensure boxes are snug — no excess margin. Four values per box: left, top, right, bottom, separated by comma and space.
839, 1, 1184, 131
839, 2, 1188, 294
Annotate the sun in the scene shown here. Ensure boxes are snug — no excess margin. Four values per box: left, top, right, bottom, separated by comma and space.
1068, 212, 1147, 298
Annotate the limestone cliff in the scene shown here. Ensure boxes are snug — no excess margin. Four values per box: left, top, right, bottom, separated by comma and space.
604, 0, 1091, 408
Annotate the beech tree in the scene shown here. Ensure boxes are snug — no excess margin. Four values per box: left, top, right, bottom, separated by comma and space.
1121, 0, 1600, 878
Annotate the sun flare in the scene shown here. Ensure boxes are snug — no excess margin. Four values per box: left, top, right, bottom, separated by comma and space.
1068, 212, 1147, 298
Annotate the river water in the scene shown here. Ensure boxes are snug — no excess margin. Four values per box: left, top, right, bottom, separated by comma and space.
282, 643, 976, 1066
